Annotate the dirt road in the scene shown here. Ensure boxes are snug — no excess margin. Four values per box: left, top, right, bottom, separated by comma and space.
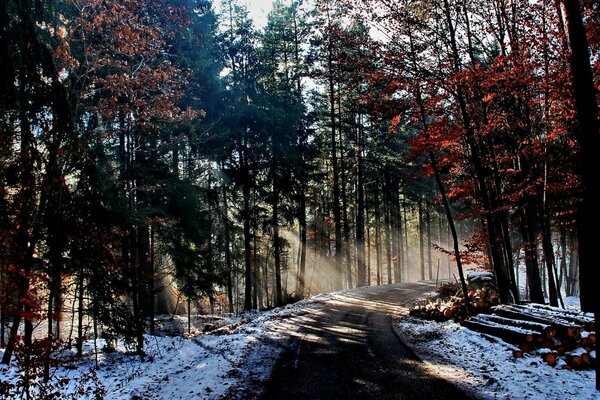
262, 282, 473, 400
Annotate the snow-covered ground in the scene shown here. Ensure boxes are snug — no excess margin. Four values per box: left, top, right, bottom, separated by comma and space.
0, 294, 332, 400
1, 292, 598, 399
394, 295, 599, 400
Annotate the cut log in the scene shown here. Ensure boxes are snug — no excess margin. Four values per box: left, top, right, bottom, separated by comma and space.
513, 349, 524, 358
566, 348, 590, 370
519, 342, 535, 353
473, 314, 556, 338
566, 354, 584, 369
536, 348, 558, 366
518, 304, 595, 331
524, 303, 594, 319
462, 319, 540, 345
492, 305, 581, 339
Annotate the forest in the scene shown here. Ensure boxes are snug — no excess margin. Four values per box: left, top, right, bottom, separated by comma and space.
0, 0, 598, 394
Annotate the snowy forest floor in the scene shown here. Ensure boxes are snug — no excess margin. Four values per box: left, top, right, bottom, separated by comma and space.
0, 289, 597, 399
395, 294, 598, 400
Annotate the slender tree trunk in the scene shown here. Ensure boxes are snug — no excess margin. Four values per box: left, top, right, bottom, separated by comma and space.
187, 297, 191, 335
391, 187, 400, 283
76, 265, 85, 356
375, 186, 382, 286
403, 200, 409, 271
252, 191, 259, 310
326, 10, 343, 290
426, 205, 432, 280
221, 179, 234, 314
540, 214, 559, 307
518, 208, 545, 303
0, 283, 4, 348
149, 224, 155, 335
567, 234, 578, 297
366, 207, 371, 286
559, 227, 567, 292
419, 198, 425, 281
384, 175, 392, 284
297, 192, 307, 298
340, 128, 351, 289
273, 175, 283, 307
356, 121, 367, 286
397, 194, 405, 282
242, 146, 253, 311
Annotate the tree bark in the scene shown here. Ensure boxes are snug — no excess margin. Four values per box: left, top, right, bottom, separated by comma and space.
559, 0, 600, 387
384, 174, 393, 284
426, 204, 432, 281
356, 119, 367, 286
419, 197, 425, 281
221, 178, 235, 314
297, 191, 307, 298
326, 8, 343, 290
374, 185, 382, 286
242, 146, 253, 311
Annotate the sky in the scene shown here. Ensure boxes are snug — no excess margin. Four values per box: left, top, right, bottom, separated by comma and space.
214, 0, 274, 28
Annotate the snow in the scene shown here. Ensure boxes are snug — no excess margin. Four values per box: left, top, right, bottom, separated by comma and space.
467, 271, 495, 282
1, 292, 598, 399
394, 296, 599, 400
0, 294, 331, 400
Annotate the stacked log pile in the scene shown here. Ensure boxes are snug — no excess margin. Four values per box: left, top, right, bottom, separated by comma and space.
409, 286, 499, 322
463, 303, 595, 370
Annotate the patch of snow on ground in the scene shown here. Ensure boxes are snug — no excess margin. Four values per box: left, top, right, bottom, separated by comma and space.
0, 293, 333, 400
394, 304, 599, 400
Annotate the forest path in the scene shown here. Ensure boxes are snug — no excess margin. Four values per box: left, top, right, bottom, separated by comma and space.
261, 282, 473, 400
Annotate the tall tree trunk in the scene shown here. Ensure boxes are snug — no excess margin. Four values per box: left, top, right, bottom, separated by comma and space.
221, 178, 235, 314
559, 226, 567, 293
149, 224, 155, 335
403, 199, 409, 272
426, 205, 432, 280
339, 127, 351, 289
252, 189, 259, 311
375, 186, 382, 286
397, 195, 404, 282
242, 145, 253, 311
273, 175, 283, 307
518, 208, 545, 303
297, 191, 307, 298
540, 214, 559, 307
327, 10, 343, 290
419, 198, 425, 281
391, 187, 400, 283
567, 234, 578, 297
384, 174, 393, 285
356, 120, 367, 286
559, 2, 600, 344
366, 207, 371, 286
